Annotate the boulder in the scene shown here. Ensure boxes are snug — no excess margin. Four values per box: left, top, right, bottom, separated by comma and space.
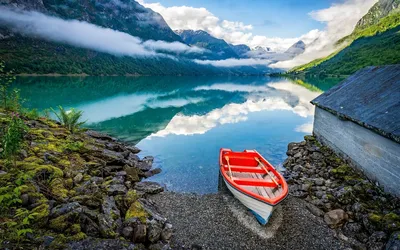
136, 161, 152, 172
132, 224, 147, 243
144, 168, 162, 178
324, 209, 348, 228
161, 223, 173, 241
107, 184, 128, 196
306, 203, 324, 217
122, 226, 134, 239
98, 196, 122, 238
134, 182, 164, 195
51, 202, 83, 218
74, 173, 84, 184
147, 219, 163, 243
85, 131, 115, 141
126, 146, 141, 154
124, 166, 140, 182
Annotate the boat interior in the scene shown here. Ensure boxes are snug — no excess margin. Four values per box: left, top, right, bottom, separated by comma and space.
220, 150, 285, 200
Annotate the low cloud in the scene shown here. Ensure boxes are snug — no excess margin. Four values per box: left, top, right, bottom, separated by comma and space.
271, 0, 377, 69
194, 58, 271, 67
0, 7, 204, 58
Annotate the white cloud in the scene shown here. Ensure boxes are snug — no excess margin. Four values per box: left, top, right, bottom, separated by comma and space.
271, 0, 377, 69
149, 80, 319, 137
139, 0, 377, 63
194, 58, 271, 67
295, 122, 314, 133
194, 83, 272, 92
0, 7, 204, 58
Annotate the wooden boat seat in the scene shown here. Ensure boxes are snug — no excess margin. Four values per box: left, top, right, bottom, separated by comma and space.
230, 170, 282, 199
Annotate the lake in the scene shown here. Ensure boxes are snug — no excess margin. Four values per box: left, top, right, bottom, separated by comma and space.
13, 76, 340, 194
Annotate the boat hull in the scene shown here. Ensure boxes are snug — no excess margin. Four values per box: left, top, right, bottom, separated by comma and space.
223, 174, 274, 225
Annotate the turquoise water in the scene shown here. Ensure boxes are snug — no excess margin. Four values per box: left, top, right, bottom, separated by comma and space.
14, 76, 339, 193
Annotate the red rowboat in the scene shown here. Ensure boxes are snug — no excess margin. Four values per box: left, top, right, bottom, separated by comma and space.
219, 148, 288, 224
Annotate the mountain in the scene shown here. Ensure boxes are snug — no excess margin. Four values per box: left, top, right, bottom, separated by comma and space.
1, 0, 182, 42
0, 0, 266, 75
175, 30, 239, 60
290, 0, 400, 76
285, 40, 306, 56
253, 46, 272, 52
229, 44, 251, 58
355, 0, 400, 30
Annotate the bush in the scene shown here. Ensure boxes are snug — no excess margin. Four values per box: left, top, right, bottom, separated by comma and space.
51, 106, 86, 133
1, 113, 28, 166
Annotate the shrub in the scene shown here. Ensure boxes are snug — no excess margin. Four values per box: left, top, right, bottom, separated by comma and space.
51, 106, 86, 133
0, 61, 17, 110
1, 113, 28, 166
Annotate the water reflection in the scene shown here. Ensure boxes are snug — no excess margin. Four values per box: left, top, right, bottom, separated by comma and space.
14, 76, 336, 193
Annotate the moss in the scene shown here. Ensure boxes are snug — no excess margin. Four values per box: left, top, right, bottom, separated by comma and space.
68, 224, 81, 234
31, 203, 50, 221
65, 178, 74, 189
49, 214, 70, 231
125, 201, 148, 223
49, 178, 69, 200
369, 213, 383, 224
125, 190, 139, 205
69, 232, 86, 241
304, 135, 316, 142
383, 212, 400, 231
58, 159, 71, 168
24, 156, 45, 165
331, 164, 353, 175
18, 162, 64, 178
49, 234, 67, 248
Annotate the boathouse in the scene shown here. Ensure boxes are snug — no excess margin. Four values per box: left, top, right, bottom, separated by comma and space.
311, 65, 400, 196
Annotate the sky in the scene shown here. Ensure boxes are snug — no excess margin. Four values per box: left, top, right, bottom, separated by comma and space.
144, 0, 337, 38
138, 0, 377, 67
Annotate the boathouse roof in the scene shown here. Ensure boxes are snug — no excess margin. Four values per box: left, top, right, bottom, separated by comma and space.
311, 65, 400, 143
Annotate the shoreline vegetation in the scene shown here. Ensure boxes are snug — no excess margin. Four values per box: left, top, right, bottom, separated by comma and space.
0, 63, 173, 249
0, 109, 172, 249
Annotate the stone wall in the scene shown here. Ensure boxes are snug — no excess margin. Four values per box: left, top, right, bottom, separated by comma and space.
313, 107, 400, 197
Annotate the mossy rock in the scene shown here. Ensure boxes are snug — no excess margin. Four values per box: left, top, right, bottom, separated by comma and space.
368, 213, 383, 226
304, 135, 316, 142
49, 178, 69, 200
330, 164, 355, 177
383, 212, 400, 231
24, 156, 45, 165
18, 162, 64, 179
125, 201, 148, 223
125, 190, 139, 205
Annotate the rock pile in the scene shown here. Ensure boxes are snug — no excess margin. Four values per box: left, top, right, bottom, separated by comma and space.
0, 117, 171, 249
284, 135, 400, 250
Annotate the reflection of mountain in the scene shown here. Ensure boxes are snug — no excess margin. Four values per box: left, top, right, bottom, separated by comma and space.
90, 107, 180, 144
16, 76, 322, 144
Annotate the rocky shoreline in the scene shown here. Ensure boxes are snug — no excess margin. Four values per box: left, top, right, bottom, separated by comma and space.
0, 114, 172, 249
284, 135, 400, 250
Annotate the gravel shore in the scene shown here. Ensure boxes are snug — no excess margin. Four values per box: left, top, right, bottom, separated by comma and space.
150, 190, 349, 250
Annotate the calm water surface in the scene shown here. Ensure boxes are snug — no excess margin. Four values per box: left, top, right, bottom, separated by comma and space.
14, 76, 340, 193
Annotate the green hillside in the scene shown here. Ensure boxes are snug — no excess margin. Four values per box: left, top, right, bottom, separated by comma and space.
295, 25, 400, 77
291, 0, 400, 76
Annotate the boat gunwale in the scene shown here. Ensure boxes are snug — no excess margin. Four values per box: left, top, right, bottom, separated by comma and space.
219, 148, 289, 205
